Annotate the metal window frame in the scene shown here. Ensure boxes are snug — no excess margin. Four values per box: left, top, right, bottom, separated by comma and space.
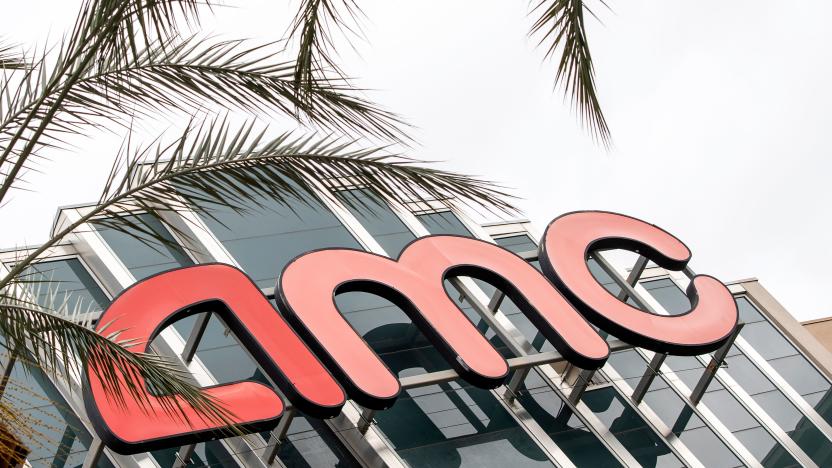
654, 273, 822, 467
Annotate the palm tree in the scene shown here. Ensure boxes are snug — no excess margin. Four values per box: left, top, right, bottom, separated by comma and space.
0, 0, 606, 460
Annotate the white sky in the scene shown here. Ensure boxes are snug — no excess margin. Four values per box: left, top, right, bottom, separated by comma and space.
2, 1, 831, 321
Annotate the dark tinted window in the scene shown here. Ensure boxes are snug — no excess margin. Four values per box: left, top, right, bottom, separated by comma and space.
341, 292, 554, 467
168, 312, 359, 467
494, 234, 537, 255
184, 171, 361, 288
607, 350, 740, 467
0, 351, 114, 468
417, 211, 472, 236
337, 189, 415, 257
21, 258, 109, 313
734, 299, 832, 428
641, 278, 690, 315
725, 352, 832, 465
583, 387, 682, 467
518, 370, 621, 467
376, 376, 554, 467
93, 213, 193, 282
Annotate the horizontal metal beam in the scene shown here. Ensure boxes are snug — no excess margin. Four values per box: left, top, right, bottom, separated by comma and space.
400, 339, 630, 390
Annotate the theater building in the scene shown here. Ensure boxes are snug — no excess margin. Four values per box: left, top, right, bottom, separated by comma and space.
2, 180, 832, 468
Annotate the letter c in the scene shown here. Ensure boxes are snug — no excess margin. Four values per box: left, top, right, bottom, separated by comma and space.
539, 211, 738, 355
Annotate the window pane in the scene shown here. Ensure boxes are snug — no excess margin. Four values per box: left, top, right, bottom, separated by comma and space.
583, 387, 682, 467
274, 414, 360, 468
166, 311, 359, 467
735, 299, 832, 428
376, 378, 553, 468
21, 259, 109, 313
417, 211, 472, 236
1, 352, 114, 468
337, 291, 450, 372
149, 441, 238, 468
608, 350, 740, 467
734, 427, 800, 468
93, 213, 193, 282
643, 386, 739, 467
641, 278, 690, 316
183, 171, 361, 288
725, 353, 832, 465
494, 235, 537, 254
663, 355, 705, 391
724, 354, 776, 395
741, 321, 799, 361
518, 370, 621, 467
736, 297, 765, 323
337, 189, 415, 257
768, 355, 830, 398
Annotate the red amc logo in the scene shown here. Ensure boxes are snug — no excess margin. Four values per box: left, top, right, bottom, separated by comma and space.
83, 211, 738, 454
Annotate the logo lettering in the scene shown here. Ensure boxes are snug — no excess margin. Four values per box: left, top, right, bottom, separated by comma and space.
83, 211, 739, 454
540, 211, 738, 354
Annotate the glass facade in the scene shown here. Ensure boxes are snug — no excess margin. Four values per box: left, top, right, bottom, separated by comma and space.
4, 186, 832, 468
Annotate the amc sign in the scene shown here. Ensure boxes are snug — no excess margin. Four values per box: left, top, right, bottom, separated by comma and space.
83, 211, 738, 453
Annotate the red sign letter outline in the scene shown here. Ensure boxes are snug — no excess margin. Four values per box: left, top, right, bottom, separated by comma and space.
84, 264, 345, 454
276, 235, 610, 410
539, 211, 738, 355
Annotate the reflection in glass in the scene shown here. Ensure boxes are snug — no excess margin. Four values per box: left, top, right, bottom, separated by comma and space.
337, 291, 553, 467
724, 353, 832, 465
518, 370, 621, 467
640, 278, 690, 315
608, 350, 740, 467
663, 354, 799, 466
583, 387, 682, 468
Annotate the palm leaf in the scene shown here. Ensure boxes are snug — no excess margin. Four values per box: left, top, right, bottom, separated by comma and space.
0, 291, 236, 429
93, 117, 515, 237
289, 0, 364, 100
530, 0, 611, 145
0, 43, 27, 71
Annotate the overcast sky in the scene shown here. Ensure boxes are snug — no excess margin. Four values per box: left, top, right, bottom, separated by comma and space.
2, 1, 831, 321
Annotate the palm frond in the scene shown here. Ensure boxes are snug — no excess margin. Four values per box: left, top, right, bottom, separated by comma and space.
530, 0, 611, 145
289, 0, 363, 100
73, 36, 406, 141
0, 290, 236, 428
94, 118, 516, 237
0, 36, 407, 202
0, 43, 27, 71
75, 0, 213, 67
